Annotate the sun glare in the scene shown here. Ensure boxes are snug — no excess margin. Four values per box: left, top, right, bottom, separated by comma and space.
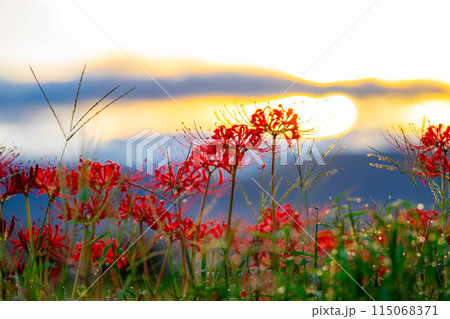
265, 95, 358, 138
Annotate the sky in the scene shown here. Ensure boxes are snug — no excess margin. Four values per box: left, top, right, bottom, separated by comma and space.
1, 0, 450, 159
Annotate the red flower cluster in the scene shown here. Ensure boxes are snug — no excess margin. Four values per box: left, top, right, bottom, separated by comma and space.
152, 157, 208, 198
11, 224, 67, 261
417, 124, 450, 183
55, 159, 127, 225
315, 230, 337, 253
234, 204, 333, 270
250, 104, 304, 140
254, 203, 305, 234
88, 160, 122, 189
191, 139, 232, 175
36, 165, 60, 200
0, 147, 17, 179
1, 165, 40, 199
421, 124, 450, 151
211, 124, 264, 167
399, 209, 439, 229
195, 220, 224, 243
157, 213, 224, 249
72, 238, 128, 270
119, 193, 167, 229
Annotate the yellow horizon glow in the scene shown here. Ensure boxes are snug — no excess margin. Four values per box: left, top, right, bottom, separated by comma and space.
82, 94, 358, 142
408, 100, 450, 127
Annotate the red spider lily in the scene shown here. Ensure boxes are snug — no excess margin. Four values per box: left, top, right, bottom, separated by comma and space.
377, 256, 389, 277
183, 125, 233, 174
252, 204, 328, 237
11, 224, 68, 261
60, 166, 80, 195
1, 164, 40, 199
59, 159, 125, 195
233, 204, 315, 269
397, 209, 450, 244
399, 209, 439, 229
55, 159, 126, 225
87, 160, 122, 189
152, 158, 208, 198
0, 146, 18, 179
416, 150, 450, 182
161, 213, 200, 243
415, 124, 450, 183
189, 220, 225, 250
419, 152, 446, 177
55, 194, 118, 226
0, 215, 15, 241
211, 124, 264, 167
119, 193, 167, 230
188, 151, 229, 196
161, 218, 225, 256
0, 253, 26, 277
421, 124, 450, 152
72, 238, 128, 269
255, 203, 306, 234
233, 204, 330, 268
181, 130, 232, 197
250, 104, 307, 141
36, 165, 60, 200
191, 140, 232, 177
197, 220, 224, 241
0, 171, 17, 203
315, 230, 337, 253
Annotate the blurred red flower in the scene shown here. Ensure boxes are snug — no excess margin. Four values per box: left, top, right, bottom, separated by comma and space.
11, 224, 67, 261
72, 237, 128, 270
119, 193, 167, 230
153, 158, 207, 198
0, 215, 15, 241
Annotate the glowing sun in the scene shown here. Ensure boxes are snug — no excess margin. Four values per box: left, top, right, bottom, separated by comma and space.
268, 95, 358, 138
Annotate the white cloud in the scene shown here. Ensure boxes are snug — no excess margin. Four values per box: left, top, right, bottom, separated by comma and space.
1, 0, 450, 83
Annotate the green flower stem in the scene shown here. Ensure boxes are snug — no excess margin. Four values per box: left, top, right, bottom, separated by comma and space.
71, 226, 88, 299
175, 205, 189, 297
139, 221, 151, 300
270, 134, 278, 270
191, 171, 211, 264
84, 222, 96, 286
98, 268, 102, 301
154, 244, 169, 300
24, 195, 34, 256
224, 164, 237, 290
225, 164, 237, 242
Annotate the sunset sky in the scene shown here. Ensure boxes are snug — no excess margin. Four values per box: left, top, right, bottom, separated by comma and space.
1, 0, 450, 159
